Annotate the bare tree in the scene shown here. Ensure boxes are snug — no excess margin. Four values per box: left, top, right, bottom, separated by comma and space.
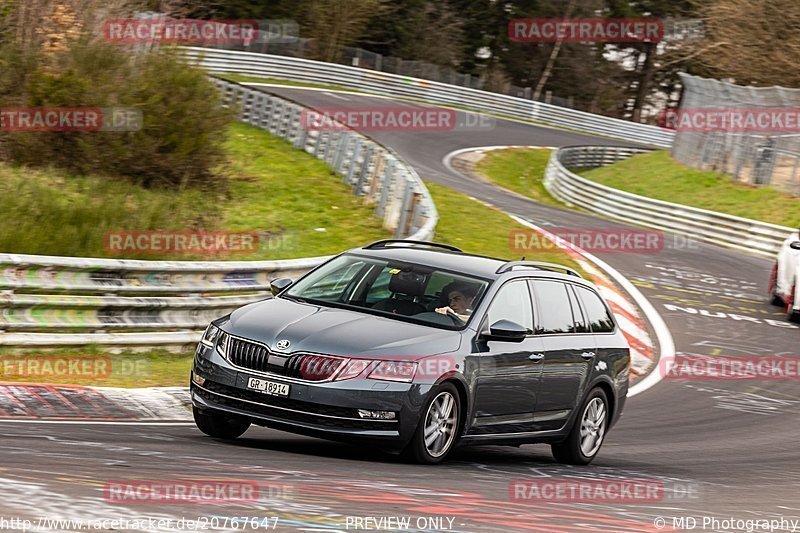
691, 0, 800, 87
303, 0, 382, 63
532, 0, 578, 101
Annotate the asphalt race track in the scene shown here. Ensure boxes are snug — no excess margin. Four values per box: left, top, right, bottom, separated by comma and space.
1, 87, 798, 533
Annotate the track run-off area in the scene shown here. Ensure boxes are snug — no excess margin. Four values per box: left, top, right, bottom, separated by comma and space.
1, 86, 798, 533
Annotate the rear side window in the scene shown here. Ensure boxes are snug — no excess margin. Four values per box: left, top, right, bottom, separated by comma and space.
530, 280, 575, 335
567, 285, 589, 333
574, 286, 615, 333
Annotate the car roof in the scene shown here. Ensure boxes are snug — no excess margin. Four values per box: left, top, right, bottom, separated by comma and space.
347, 242, 588, 283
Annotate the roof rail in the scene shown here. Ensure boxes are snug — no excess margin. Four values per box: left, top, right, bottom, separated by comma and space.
363, 240, 463, 253
496, 261, 582, 277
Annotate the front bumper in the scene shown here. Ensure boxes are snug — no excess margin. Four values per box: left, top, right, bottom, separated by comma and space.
191, 343, 431, 451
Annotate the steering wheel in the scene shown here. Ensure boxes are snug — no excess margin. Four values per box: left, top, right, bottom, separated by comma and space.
444, 309, 466, 325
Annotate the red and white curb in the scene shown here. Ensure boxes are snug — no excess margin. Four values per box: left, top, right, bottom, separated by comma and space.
0, 383, 191, 422
511, 217, 674, 397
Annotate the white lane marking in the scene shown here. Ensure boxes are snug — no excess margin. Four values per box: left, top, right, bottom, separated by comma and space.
323, 91, 350, 101
510, 216, 675, 398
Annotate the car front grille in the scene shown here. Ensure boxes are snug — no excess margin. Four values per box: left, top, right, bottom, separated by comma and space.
227, 337, 275, 374
225, 336, 344, 381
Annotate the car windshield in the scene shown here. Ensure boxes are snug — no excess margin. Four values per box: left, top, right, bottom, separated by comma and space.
284, 253, 489, 329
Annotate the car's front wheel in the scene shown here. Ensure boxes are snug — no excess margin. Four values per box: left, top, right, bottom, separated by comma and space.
551, 387, 609, 465
193, 406, 251, 439
404, 383, 461, 464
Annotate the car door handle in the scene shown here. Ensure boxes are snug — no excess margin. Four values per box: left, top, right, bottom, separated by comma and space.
529, 353, 545, 361
581, 351, 596, 359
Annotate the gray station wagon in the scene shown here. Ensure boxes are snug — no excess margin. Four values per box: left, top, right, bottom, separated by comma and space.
190, 240, 630, 464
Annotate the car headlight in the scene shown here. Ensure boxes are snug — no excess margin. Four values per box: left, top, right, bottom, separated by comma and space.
201, 324, 220, 347
216, 332, 229, 358
329, 359, 418, 382
366, 361, 418, 383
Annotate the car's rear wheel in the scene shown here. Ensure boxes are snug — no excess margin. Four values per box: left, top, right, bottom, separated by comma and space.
787, 285, 800, 323
404, 383, 460, 464
551, 387, 608, 465
193, 406, 251, 439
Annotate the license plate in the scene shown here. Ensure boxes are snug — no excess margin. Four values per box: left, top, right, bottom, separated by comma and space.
247, 377, 290, 397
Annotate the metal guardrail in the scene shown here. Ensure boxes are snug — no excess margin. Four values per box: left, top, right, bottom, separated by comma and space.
0, 78, 437, 345
544, 146, 794, 257
183, 47, 675, 149
0, 253, 324, 342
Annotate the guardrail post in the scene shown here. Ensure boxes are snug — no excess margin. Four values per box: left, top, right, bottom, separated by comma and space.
322, 130, 340, 164
277, 101, 289, 138
376, 159, 396, 217
333, 133, 352, 174
402, 191, 423, 236
287, 105, 301, 145
355, 145, 375, 195
253, 93, 267, 129
312, 130, 326, 157
269, 100, 283, 135
295, 115, 309, 149
262, 95, 274, 131
344, 139, 363, 183
365, 151, 386, 204
392, 180, 414, 236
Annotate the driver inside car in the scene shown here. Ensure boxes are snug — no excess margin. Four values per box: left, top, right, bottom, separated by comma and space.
435, 281, 478, 321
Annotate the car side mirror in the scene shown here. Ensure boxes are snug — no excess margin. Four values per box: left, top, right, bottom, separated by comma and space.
790, 242, 800, 250
270, 277, 293, 296
482, 319, 528, 343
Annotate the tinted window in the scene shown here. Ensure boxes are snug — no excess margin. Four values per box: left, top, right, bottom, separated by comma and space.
365, 268, 392, 303
285, 254, 489, 329
486, 280, 533, 332
575, 286, 615, 333
567, 285, 589, 333
531, 280, 574, 335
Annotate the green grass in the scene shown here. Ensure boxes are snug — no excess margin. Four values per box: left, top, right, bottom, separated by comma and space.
0, 121, 389, 259
475, 148, 566, 208
425, 181, 586, 277
0, 346, 191, 388
578, 151, 800, 227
